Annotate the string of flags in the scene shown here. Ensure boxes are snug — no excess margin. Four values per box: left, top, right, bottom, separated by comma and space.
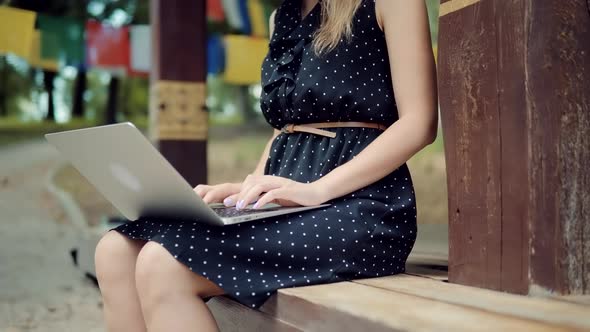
0, 0, 273, 84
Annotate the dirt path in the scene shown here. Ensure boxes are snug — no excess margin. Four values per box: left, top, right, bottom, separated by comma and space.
0, 140, 104, 332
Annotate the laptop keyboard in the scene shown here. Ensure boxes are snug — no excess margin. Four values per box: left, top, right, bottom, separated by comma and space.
211, 206, 287, 218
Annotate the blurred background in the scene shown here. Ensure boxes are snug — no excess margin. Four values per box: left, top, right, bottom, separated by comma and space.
0, 0, 444, 330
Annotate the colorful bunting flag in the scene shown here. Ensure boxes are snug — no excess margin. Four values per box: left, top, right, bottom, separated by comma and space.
207, 35, 225, 75
223, 35, 268, 85
37, 15, 84, 65
85, 20, 130, 74
247, 0, 267, 37
207, 0, 225, 22
221, 0, 244, 32
0, 6, 36, 58
237, 0, 252, 35
27, 30, 59, 71
130, 25, 151, 74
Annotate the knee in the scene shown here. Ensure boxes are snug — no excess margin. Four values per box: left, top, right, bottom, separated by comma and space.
134, 242, 178, 302
94, 231, 137, 285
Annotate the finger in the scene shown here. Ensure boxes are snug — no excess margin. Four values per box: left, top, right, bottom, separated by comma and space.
234, 176, 285, 208
202, 183, 241, 204
252, 188, 283, 209
254, 188, 300, 208
193, 184, 211, 197
236, 183, 282, 209
223, 193, 239, 207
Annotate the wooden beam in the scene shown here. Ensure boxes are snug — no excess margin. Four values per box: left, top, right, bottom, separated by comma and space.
149, 0, 208, 187
438, 0, 589, 295
525, 0, 590, 296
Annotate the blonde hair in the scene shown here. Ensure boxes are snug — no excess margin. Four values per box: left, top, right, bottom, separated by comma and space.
312, 0, 363, 56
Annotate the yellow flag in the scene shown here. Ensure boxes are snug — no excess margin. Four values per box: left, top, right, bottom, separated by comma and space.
27, 30, 60, 71
223, 35, 269, 85
0, 6, 36, 58
247, 0, 267, 37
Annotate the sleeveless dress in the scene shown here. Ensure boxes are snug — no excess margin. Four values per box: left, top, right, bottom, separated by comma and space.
110, 0, 417, 310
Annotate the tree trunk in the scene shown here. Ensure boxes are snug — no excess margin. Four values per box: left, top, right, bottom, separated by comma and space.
43, 70, 57, 122
72, 67, 87, 118
105, 75, 119, 124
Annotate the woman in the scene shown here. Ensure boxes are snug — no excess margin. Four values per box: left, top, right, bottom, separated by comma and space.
94, 0, 438, 330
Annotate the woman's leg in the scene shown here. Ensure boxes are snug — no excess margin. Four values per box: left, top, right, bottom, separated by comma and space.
95, 231, 148, 332
135, 241, 226, 332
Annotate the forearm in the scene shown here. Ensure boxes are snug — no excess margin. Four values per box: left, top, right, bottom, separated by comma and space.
252, 129, 281, 176
314, 113, 437, 201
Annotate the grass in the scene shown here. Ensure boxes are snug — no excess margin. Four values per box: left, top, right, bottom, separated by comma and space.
52, 127, 448, 226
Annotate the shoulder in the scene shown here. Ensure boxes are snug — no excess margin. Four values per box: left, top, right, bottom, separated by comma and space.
269, 9, 277, 37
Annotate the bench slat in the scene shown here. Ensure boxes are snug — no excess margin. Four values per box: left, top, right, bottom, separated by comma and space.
353, 274, 590, 331
207, 296, 302, 332
262, 281, 570, 332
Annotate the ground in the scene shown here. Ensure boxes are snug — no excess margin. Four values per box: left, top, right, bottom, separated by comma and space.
0, 140, 105, 332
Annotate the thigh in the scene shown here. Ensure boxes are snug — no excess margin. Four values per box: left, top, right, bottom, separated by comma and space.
135, 241, 226, 299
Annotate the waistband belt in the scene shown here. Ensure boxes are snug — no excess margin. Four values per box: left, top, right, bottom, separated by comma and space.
280, 121, 388, 138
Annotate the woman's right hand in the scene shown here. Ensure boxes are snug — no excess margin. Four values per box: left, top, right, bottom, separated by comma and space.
193, 182, 242, 205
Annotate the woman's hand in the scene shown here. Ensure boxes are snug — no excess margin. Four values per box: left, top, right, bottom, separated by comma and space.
193, 182, 242, 204
224, 174, 328, 210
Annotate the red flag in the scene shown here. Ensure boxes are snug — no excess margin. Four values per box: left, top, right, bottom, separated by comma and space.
85, 20, 130, 73
207, 0, 225, 22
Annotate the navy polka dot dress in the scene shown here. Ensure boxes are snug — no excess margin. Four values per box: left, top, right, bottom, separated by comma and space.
110, 0, 417, 310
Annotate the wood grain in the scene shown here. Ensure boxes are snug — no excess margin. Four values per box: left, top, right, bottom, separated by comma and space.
261, 280, 574, 332
438, 0, 589, 295
526, 0, 590, 295
353, 274, 590, 331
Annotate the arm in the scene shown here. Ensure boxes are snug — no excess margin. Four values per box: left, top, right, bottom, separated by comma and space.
252, 129, 281, 175
313, 0, 438, 201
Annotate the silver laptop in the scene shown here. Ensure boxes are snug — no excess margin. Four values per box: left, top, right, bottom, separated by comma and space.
45, 122, 330, 226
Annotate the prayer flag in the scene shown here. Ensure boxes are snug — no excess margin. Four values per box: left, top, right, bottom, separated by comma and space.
207, 0, 225, 22
207, 35, 225, 75
221, 0, 243, 31
27, 30, 59, 71
0, 6, 36, 58
223, 35, 268, 85
130, 25, 151, 73
85, 20, 130, 73
37, 14, 85, 65
247, 0, 267, 37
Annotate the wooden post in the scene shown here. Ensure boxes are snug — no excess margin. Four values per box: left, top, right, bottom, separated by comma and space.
149, 0, 208, 187
438, 0, 589, 295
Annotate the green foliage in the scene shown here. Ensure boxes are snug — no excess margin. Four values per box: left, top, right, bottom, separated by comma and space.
425, 0, 440, 45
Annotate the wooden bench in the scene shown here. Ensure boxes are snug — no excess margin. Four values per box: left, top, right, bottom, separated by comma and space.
206, 254, 590, 332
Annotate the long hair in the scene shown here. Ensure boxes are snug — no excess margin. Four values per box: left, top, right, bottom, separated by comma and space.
312, 0, 363, 56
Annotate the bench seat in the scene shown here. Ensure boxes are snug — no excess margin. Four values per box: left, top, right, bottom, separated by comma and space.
207, 261, 590, 332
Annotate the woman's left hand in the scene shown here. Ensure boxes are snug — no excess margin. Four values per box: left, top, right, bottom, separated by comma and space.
223, 174, 328, 210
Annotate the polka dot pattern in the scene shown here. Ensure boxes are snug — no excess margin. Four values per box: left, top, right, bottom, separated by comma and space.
111, 0, 417, 311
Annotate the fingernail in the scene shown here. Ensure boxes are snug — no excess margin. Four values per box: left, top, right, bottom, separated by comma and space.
223, 197, 233, 206
236, 200, 245, 209
252, 202, 260, 209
